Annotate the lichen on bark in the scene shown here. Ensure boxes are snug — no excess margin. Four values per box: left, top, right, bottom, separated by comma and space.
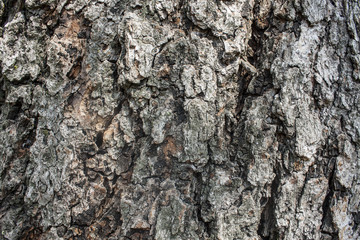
0, 0, 359, 239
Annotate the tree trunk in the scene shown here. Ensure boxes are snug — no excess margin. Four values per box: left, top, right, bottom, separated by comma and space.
0, 0, 359, 239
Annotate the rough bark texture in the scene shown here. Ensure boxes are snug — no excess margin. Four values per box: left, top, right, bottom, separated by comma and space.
0, 0, 359, 239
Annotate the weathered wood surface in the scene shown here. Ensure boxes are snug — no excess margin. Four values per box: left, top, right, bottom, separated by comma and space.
0, 0, 359, 239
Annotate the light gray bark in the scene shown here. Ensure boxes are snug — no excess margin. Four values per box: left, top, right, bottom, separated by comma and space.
0, 0, 359, 239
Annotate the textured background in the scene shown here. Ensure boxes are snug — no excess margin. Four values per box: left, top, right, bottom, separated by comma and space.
0, 0, 359, 239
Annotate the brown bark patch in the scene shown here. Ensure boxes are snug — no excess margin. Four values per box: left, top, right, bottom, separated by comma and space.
162, 136, 181, 161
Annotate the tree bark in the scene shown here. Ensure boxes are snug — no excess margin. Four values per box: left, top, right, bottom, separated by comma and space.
0, 0, 359, 239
